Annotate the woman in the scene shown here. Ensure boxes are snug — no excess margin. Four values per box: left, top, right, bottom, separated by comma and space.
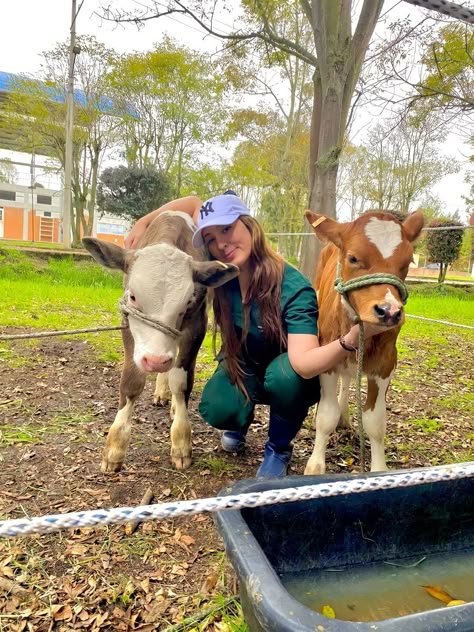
125, 191, 367, 478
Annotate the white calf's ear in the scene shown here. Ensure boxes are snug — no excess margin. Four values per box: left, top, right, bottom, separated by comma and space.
192, 261, 240, 288
82, 237, 129, 271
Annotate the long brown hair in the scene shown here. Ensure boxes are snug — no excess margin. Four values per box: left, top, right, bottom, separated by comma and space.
211, 216, 286, 396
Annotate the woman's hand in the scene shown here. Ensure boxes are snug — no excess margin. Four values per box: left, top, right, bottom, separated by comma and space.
345, 321, 399, 348
124, 216, 150, 249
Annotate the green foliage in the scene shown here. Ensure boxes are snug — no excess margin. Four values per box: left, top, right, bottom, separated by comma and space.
354, 116, 459, 214
412, 418, 444, 433
109, 37, 229, 196
418, 23, 474, 113
0, 158, 17, 183
425, 218, 465, 283
0, 35, 120, 245
97, 165, 171, 221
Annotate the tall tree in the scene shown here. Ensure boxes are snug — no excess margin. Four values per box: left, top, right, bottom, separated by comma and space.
365, 113, 459, 212
412, 23, 474, 118
109, 38, 228, 197
101, 0, 385, 277
0, 159, 17, 184
426, 217, 464, 283
97, 165, 171, 221
0, 36, 120, 246
337, 144, 372, 220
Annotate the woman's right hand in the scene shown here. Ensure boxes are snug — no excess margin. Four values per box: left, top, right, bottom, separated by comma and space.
345, 321, 399, 348
124, 217, 149, 249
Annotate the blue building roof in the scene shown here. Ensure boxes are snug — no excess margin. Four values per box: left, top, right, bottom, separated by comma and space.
0, 70, 118, 114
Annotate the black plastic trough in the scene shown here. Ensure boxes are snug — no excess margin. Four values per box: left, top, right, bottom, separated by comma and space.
215, 467, 474, 632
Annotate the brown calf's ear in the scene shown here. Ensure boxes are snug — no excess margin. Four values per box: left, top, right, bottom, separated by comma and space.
82, 237, 130, 272
402, 210, 425, 243
304, 210, 344, 248
192, 260, 240, 288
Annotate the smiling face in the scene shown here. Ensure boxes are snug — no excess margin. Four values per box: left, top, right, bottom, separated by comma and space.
202, 218, 252, 271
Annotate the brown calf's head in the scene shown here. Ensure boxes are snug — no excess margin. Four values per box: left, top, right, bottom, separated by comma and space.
83, 237, 239, 372
305, 210, 424, 327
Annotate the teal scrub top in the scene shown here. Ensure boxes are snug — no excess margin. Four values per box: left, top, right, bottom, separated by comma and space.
229, 263, 318, 371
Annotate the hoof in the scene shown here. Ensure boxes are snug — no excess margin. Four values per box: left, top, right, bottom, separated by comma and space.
304, 461, 325, 475
171, 452, 192, 470
153, 394, 169, 406
100, 459, 123, 473
101, 449, 125, 473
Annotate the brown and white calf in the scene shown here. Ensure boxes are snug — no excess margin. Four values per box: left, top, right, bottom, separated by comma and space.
83, 212, 238, 472
304, 210, 424, 475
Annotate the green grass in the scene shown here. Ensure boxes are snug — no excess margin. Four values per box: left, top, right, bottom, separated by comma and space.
0, 247, 122, 288
411, 418, 444, 433
0, 252, 124, 358
0, 404, 98, 448
0, 238, 68, 250
197, 455, 239, 475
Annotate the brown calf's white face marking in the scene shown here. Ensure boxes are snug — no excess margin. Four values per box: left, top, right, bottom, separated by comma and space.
364, 217, 402, 259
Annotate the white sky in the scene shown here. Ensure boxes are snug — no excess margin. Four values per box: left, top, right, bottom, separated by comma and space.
0, 0, 472, 217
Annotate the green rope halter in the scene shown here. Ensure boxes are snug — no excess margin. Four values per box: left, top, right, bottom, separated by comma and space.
334, 273, 409, 305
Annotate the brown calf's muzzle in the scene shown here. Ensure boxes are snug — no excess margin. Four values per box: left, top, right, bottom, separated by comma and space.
336, 273, 409, 325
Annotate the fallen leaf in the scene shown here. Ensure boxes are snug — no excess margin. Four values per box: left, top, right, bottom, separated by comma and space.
322, 604, 336, 619
200, 572, 218, 595
421, 585, 455, 604
51, 604, 73, 621
447, 600, 466, 607
64, 544, 88, 556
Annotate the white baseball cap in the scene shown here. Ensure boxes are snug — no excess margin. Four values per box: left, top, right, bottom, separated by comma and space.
192, 191, 251, 248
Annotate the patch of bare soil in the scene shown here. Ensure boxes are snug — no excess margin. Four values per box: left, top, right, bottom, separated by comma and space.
0, 332, 472, 631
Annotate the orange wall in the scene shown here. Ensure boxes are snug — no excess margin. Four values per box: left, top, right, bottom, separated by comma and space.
3, 207, 24, 239
96, 232, 125, 246
2, 207, 123, 245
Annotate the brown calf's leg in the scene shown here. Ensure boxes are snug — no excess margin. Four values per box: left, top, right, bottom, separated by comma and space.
304, 372, 340, 475
363, 374, 391, 472
337, 373, 352, 430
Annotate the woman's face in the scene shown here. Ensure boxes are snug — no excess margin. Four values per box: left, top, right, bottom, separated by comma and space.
202, 219, 252, 270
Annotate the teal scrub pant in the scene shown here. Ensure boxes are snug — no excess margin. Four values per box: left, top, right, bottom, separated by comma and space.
199, 353, 321, 433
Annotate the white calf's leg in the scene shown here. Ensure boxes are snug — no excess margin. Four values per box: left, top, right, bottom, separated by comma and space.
337, 373, 352, 429
168, 367, 192, 470
305, 372, 340, 475
101, 398, 134, 473
153, 371, 172, 405
363, 375, 391, 472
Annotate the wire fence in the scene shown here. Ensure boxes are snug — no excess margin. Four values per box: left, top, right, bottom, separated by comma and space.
265, 224, 474, 276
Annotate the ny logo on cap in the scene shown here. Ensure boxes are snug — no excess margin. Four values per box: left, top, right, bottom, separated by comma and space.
200, 201, 215, 220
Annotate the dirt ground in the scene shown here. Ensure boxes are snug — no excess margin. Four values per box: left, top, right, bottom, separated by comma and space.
0, 332, 473, 631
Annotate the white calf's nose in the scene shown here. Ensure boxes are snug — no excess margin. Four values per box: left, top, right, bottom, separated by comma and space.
142, 353, 173, 373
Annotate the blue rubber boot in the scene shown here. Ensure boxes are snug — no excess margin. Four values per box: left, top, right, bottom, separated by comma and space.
256, 411, 305, 478
221, 430, 247, 453
256, 441, 293, 478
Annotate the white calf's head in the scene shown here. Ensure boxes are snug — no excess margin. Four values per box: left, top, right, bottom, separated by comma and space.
83, 237, 239, 373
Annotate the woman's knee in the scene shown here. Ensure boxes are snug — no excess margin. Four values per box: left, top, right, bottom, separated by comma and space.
199, 366, 253, 431
264, 354, 320, 415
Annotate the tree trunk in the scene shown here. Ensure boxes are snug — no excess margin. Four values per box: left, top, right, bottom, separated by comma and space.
299, 0, 384, 280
